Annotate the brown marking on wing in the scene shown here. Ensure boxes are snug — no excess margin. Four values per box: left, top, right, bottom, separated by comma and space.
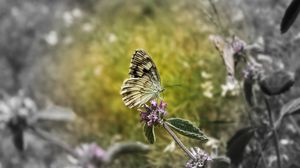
129, 49, 160, 82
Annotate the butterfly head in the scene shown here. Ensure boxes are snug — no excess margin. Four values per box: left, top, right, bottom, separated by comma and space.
156, 83, 164, 93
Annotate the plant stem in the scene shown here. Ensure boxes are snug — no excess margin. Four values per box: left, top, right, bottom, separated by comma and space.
254, 136, 269, 168
29, 126, 79, 158
162, 122, 196, 160
264, 97, 282, 168
208, 0, 227, 35
238, 82, 254, 125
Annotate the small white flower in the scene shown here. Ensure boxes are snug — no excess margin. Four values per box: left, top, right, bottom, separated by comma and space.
94, 66, 102, 76
182, 61, 189, 68
0, 102, 10, 114
108, 33, 117, 43
201, 71, 211, 79
11, 7, 20, 17
63, 11, 74, 26
205, 137, 220, 157
44, 31, 58, 46
82, 23, 94, 32
72, 8, 82, 18
201, 81, 214, 98
67, 155, 79, 165
23, 98, 37, 113
221, 79, 238, 97
163, 141, 176, 153
267, 155, 277, 167
280, 139, 293, 145
203, 90, 213, 98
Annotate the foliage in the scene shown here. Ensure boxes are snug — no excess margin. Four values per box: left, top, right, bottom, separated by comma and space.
144, 124, 155, 144
166, 118, 208, 142
2, 0, 300, 167
226, 127, 255, 165
35, 1, 243, 167
280, 0, 300, 33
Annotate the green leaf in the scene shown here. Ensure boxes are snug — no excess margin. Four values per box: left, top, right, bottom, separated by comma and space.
226, 127, 255, 166
166, 118, 208, 142
144, 124, 155, 144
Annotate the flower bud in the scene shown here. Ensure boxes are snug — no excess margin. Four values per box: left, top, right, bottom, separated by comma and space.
259, 70, 295, 95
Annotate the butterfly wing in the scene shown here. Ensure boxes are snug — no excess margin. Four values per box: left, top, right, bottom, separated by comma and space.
222, 43, 237, 85
222, 43, 235, 78
121, 49, 162, 108
210, 35, 235, 79
129, 49, 160, 82
121, 76, 161, 108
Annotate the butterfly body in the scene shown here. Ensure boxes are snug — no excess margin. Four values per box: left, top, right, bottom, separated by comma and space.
209, 35, 245, 86
121, 50, 163, 109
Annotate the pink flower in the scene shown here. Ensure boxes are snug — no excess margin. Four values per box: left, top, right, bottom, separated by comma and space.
140, 100, 168, 127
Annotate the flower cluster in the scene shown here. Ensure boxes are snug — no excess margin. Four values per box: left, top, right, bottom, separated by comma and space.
243, 62, 260, 80
185, 147, 212, 168
221, 80, 239, 97
231, 36, 246, 56
140, 100, 167, 127
69, 143, 107, 168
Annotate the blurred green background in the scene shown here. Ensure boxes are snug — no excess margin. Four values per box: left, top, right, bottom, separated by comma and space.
35, 0, 242, 167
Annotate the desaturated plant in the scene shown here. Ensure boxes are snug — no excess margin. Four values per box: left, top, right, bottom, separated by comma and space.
0, 90, 151, 168
209, 34, 299, 168
0, 90, 76, 151
68, 141, 151, 168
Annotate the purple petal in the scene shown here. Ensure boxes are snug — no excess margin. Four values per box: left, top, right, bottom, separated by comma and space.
150, 100, 157, 107
159, 101, 167, 110
140, 112, 149, 120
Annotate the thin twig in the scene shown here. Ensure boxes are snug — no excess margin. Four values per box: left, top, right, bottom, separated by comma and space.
162, 122, 196, 160
264, 97, 282, 168
29, 126, 79, 158
199, 7, 221, 30
208, 0, 227, 35
254, 134, 270, 168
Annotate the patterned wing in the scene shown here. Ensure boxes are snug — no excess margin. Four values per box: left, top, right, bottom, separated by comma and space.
209, 35, 235, 77
129, 49, 160, 82
121, 75, 160, 108
222, 43, 235, 77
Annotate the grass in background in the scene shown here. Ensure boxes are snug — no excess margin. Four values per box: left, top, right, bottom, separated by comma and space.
37, 0, 243, 167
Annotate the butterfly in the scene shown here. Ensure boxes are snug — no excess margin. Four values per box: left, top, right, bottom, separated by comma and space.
120, 49, 164, 109
209, 35, 245, 85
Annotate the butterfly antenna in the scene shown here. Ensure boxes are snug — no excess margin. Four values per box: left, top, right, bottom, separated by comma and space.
164, 84, 183, 88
